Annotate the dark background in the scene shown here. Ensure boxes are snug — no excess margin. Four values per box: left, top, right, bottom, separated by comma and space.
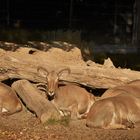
0, 0, 135, 44
0, 0, 134, 30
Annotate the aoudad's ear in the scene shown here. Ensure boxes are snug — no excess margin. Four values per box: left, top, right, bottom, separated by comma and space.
37, 67, 49, 77
57, 68, 71, 78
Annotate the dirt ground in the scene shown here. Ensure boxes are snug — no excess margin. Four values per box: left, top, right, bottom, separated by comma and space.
0, 109, 140, 140
0, 43, 140, 140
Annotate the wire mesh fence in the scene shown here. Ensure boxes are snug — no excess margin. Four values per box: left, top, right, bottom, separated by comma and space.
0, 0, 135, 44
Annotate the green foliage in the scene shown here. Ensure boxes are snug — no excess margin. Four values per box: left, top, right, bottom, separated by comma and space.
44, 116, 71, 127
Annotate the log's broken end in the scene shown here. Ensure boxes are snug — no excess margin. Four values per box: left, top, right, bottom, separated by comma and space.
12, 79, 61, 123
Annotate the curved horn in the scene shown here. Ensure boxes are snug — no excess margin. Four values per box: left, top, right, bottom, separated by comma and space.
37, 66, 49, 77
57, 67, 71, 77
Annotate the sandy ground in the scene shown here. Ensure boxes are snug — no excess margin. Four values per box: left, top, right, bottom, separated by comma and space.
0, 110, 140, 140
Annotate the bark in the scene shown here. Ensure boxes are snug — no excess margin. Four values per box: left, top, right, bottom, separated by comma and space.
12, 80, 60, 123
0, 48, 140, 89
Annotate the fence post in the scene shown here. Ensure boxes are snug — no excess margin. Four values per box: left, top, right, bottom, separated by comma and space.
132, 0, 140, 46
69, 0, 73, 28
6, 0, 10, 26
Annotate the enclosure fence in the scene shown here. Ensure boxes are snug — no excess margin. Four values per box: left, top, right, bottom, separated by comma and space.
0, 0, 136, 44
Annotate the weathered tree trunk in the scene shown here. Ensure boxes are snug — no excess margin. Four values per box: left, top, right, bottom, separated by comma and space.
0, 48, 140, 89
12, 80, 60, 123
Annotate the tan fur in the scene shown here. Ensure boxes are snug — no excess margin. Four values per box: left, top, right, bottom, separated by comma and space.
37, 67, 95, 119
101, 80, 140, 99
0, 82, 22, 115
86, 80, 140, 129
86, 94, 140, 129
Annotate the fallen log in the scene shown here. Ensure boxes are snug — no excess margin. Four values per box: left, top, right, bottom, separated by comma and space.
0, 47, 140, 89
12, 80, 60, 123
